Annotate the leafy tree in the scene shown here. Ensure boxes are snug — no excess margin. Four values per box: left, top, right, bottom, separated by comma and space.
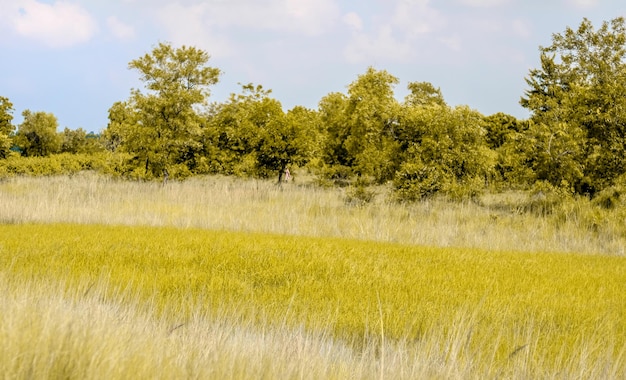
208, 84, 317, 181
318, 92, 350, 168
14, 110, 61, 157
405, 81, 446, 107
0, 96, 14, 158
521, 17, 626, 194
106, 42, 221, 178
318, 67, 401, 183
60, 127, 103, 154
482, 112, 521, 150
260, 105, 319, 182
102, 101, 135, 152
393, 102, 493, 200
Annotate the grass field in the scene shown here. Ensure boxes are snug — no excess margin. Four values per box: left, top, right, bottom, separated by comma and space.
0, 174, 625, 379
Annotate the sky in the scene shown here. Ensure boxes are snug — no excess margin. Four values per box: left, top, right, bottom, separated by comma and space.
1, 0, 625, 133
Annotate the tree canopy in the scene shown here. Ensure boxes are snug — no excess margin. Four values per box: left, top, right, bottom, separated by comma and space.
107, 42, 221, 178
0, 96, 14, 158
14, 110, 61, 157
521, 17, 626, 194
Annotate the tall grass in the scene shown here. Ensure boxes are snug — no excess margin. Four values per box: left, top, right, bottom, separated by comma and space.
1, 223, 624, 378
0, 172, 624, 255
0, 173, 625, 378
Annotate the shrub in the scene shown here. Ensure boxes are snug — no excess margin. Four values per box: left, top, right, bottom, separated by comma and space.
392, 161, 450, 202
344, 182, 376, 206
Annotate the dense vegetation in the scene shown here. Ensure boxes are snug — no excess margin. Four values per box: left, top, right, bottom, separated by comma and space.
3, 17, 626, 205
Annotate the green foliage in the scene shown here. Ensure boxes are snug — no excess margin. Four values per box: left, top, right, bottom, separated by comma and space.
60, 128, 103, 154
0, 96, 14, 159
0, 153, 114, 177
393, 159, 449, 201
208, 84, 317, 181
521, 17, 626, 195
404, 81, 447, 107
482, 112, 521, 150
392, 104, 493, 201
14, 110, 61, 157
105, 43, 221, 179
319, 68, 402, 183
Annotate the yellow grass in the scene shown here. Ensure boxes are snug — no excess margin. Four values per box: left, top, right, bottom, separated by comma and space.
0, 173, 625, 378
0, 172, 624, 255
0, 223, 624, 379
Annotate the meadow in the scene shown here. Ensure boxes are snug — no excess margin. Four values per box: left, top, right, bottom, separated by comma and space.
0, 173, 625, 379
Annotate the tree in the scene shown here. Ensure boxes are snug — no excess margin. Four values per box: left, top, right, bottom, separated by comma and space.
106, 42, 221, 178
14, 110, 61, 157
208, 84, 317, 182
0, 96, 14, 158
60, 127, 102, 154
393, 104, 493, 200
318, 67, 401, 183
260, 105, 319, 183
405, 81, 446, 107
521, 17, 626, 194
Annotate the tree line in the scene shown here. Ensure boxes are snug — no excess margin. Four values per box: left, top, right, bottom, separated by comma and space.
2, 17, 626, 202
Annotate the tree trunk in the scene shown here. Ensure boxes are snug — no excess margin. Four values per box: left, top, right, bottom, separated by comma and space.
277, 168, 284, 185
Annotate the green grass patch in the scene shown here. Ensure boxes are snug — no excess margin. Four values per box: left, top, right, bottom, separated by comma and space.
1, 223, 624, 376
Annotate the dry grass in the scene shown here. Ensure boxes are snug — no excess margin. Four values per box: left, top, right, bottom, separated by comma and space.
0, 172, 624, 255
0, 173, 624, 379
1, 223, 624, 379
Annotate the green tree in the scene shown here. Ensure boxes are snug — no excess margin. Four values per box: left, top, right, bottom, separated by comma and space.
208, 84, 317, 182
60, 127, 102, 154
0, 96, 14, 158
14, 110, 61, 157
106, 42, 221, 178
405, 81, 446, 107
102, 101, 135, 152
521, 17, 626, 194
318, 67, 401, 183
258, 105, 319, 182
393, 102, 493, 201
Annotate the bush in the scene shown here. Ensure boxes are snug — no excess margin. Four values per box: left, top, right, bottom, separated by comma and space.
392, 162, 450, 202
521, 181, 572, 216
0, 152, 132, 178
344, 182, 376, 206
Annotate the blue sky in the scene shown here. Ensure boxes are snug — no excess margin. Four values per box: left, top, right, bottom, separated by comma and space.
0, 0, 625, 133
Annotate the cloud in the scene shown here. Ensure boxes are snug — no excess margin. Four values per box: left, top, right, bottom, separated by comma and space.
106, 16, 135, 41
343, 12, 364, 32
344, 25, 413, 64
458, 0, 510, 7
154, 2, 233, 57
511, 19, 531, 39
565, 0, 599, 9
8, 0, 97, 48
155, 0, 341, 38
343, 0, 448, 64
152, 0, 341, 57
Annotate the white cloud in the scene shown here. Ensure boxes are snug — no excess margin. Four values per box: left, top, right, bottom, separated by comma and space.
343, 12, 364, 32
439, 35, 461, 51
152, 0, 341, 57
512, 19, 531, 39
155, 0, 341, 38
344, 25, 413, 64
106, 16, 135, 41
8, 0, 97, 48
459, 0, 510, 7
343, 0, 448, 64
154, 2, 233, 57
565, 0, 599, 9
392, 0, 446, 37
